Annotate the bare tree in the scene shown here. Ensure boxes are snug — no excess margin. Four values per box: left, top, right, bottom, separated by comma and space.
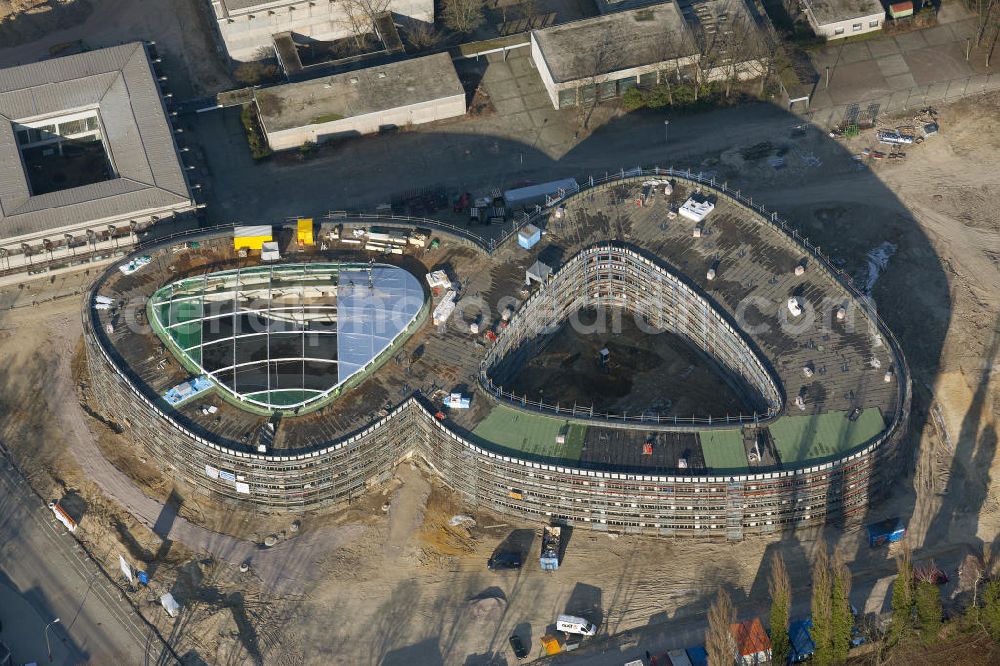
340, 0, 391, 49
571, 25, 623, 131
690, 0, 770, 99
707, 588, 736, 666
442, 0, 487, 33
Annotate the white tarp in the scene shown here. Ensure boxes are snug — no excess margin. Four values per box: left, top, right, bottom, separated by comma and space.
337, 266, 424, 383
119, 555, 134, 583
161, 593, 180, 617
433, 291, 457, 326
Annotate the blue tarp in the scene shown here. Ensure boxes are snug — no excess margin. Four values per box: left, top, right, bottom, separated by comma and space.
685, 646, 708, 666
867, 517, 905, 547
164, 376, 212, 405
789, 618, 815, 662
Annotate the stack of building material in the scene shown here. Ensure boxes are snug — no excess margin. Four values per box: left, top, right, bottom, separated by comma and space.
433, 291, 457, 325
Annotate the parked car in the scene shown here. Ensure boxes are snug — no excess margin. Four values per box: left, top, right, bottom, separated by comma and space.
508, 633, 528, 659
488, 551, 523, 571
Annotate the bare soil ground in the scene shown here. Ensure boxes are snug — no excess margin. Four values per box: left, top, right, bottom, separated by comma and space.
501, 307, 759, 418
0, 92, 998, 664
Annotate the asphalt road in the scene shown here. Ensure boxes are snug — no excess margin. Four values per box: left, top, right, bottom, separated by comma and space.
0, 450, 173, 665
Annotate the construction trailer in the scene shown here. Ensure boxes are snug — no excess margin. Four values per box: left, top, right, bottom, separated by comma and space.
233, 225, 273, 251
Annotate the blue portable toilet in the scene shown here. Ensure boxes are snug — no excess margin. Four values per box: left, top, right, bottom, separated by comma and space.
788, 618, 815, 662
685, 645, 708, 666
867, 517, 905, 547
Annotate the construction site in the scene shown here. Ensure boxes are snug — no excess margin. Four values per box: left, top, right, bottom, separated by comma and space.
83, 170, 908, 542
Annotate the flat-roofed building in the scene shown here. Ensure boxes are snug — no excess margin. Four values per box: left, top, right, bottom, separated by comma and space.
253, 52, 466, 150
531, 0, 767, 109
0, 42, 194, 275
531, 3, 700, 109
801, 0, 884, 39
210, 0, 434, 61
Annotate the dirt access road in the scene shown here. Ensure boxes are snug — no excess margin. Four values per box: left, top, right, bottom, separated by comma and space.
0, 94, 997, 664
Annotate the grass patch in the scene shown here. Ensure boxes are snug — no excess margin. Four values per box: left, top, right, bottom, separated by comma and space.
472, 405, 586, 464
310, 113, 344, 124
769, 409, 885, 463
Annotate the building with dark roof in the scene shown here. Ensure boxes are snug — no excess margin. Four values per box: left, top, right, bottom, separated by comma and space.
0, 42, 194, 274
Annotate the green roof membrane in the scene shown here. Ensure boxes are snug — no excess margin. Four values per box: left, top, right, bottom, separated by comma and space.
769, 409, 886, 464
700, 429, 747, 470
473, 405, 586, 464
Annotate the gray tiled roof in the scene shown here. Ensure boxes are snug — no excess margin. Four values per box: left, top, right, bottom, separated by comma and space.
0, 42, 192, 241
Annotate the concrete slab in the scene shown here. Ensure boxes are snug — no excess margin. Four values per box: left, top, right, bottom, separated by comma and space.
894, 30, 928, 52
838, 42, 873, 64
886, 72, 917, 90
920, 24, 956, 47
828, 60, 891, 105
493, 95, 528, 114
945, 78, 969, 100
876, 53, 910, 78
924, 81, 950, 100
867, 38, 901, 58
905, 43, 975, 86
523, 91, 555, 111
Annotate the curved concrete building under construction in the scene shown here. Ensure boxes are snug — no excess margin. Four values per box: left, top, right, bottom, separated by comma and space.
84, 170, 910, 539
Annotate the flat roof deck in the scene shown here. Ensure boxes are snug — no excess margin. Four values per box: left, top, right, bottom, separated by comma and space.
804, 0, 884, 25
531, 4, 697, 84
254, 52, 464, 133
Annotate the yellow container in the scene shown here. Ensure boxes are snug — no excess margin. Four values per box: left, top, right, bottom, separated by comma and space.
297, 218, 314, 245
233, 225, 272, 251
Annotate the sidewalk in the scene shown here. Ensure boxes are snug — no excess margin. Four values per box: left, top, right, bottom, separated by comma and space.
801, 11, 1000, 128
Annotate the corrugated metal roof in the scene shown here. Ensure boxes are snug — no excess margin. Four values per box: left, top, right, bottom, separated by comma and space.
0, 42, 192, 241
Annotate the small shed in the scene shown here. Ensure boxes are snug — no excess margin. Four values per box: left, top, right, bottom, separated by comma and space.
889, 1, 913, 18
518, 224, 541, 249
526, 260, 552, 285
731, 618, 772, 665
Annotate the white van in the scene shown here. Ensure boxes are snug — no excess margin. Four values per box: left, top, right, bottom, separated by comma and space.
556, 614, 597, 636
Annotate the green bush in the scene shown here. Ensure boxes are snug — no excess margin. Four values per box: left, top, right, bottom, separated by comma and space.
622, 87, 646, 110
240, 105, 272, 160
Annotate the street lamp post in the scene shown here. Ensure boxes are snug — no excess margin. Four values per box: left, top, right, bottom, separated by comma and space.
45, 617, 60, 662
664, 120, 670, 144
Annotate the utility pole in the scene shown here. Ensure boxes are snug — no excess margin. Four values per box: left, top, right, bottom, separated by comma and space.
825, 65, 830, 89
45, 617, 61, 662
